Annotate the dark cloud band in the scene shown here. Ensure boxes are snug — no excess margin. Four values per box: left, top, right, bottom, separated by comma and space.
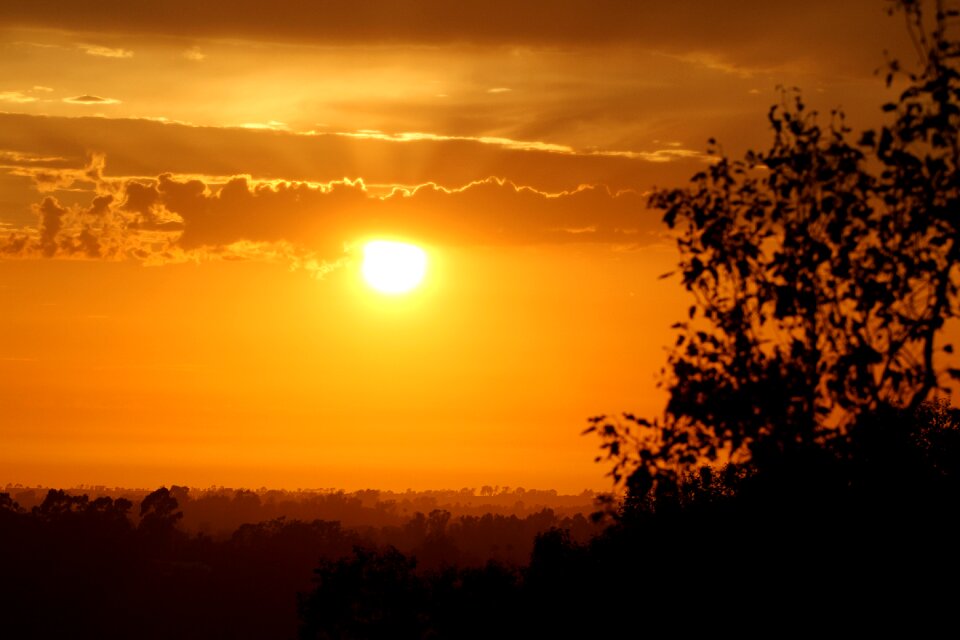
1, 163, 658, 269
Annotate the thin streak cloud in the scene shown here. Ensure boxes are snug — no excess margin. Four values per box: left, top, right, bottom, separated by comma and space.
0, 91, 38, 104
79, 44, 133, 58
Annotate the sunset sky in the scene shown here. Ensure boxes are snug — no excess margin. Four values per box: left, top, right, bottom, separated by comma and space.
0, 1, 918, 491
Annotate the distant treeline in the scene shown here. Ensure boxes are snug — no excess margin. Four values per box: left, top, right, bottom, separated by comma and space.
4, 449, 959, 639
3, 399, 960, 639
3, 485, 596, 535
0, 486, 600, 638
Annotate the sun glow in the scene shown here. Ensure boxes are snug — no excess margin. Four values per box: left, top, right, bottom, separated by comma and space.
361, 240, 428, 294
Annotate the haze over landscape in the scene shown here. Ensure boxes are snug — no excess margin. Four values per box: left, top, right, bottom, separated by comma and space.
0, 0, 921, 492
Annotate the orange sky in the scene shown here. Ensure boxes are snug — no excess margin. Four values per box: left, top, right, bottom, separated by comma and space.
0, 1, 919, 491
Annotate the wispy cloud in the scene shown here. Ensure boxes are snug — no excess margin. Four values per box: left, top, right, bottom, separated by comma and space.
183, 46, 205, 61
0, 150, 67, 164
654, 50, 766, 78
335, 130, 574, 154
239, 120, 288, 131
80, 44, 133, 58
335, 130, 708, 163
0, 91, 38, 104
604, 148, 709, 163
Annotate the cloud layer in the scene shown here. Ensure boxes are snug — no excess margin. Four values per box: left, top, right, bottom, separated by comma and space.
0, 0, 907, 73
1, 156, 658, 271
0, 113, 702, 193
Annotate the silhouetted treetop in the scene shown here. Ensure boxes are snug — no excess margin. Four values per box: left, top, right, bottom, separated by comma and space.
139, 486, 183, 524
589, 0, 960, 492
0, 493, 22, 514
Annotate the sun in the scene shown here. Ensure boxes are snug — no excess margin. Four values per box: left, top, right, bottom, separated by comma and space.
361, 240, 428, 294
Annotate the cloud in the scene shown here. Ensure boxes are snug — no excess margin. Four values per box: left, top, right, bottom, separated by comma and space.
5, 152, 107, 192
63, 95, 121, 105
0, 159, 659, 268
334, 130, 708, 163
608, 148, 709, 163
183, 46, 205, 61
0, 1, 911, 76
0, 149, 68, 164
80, 44, 133, 58
657, 51, 764, 78
239, 120, 288, 131
0, 113, 702, 193
0, 91, 37, 104
36, 196, 67, 256
335, 130, 575, 154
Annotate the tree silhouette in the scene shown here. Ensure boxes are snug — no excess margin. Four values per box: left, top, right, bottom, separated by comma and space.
139, 486, 183, 527
298, 546, 423, 639
0, 492, 21, 514
138, 486, 184, 553
588, 0, 960, 495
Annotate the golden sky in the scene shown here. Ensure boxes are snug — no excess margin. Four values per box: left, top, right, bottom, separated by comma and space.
0, 1, 917, 491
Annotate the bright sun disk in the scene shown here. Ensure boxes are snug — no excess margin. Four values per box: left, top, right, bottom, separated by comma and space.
361, 240, 428, 294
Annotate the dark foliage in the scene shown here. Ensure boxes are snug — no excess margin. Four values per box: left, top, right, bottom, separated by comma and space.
578, 0, 958, 632
296, 401, 960, 637
588, 0, 960, 497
